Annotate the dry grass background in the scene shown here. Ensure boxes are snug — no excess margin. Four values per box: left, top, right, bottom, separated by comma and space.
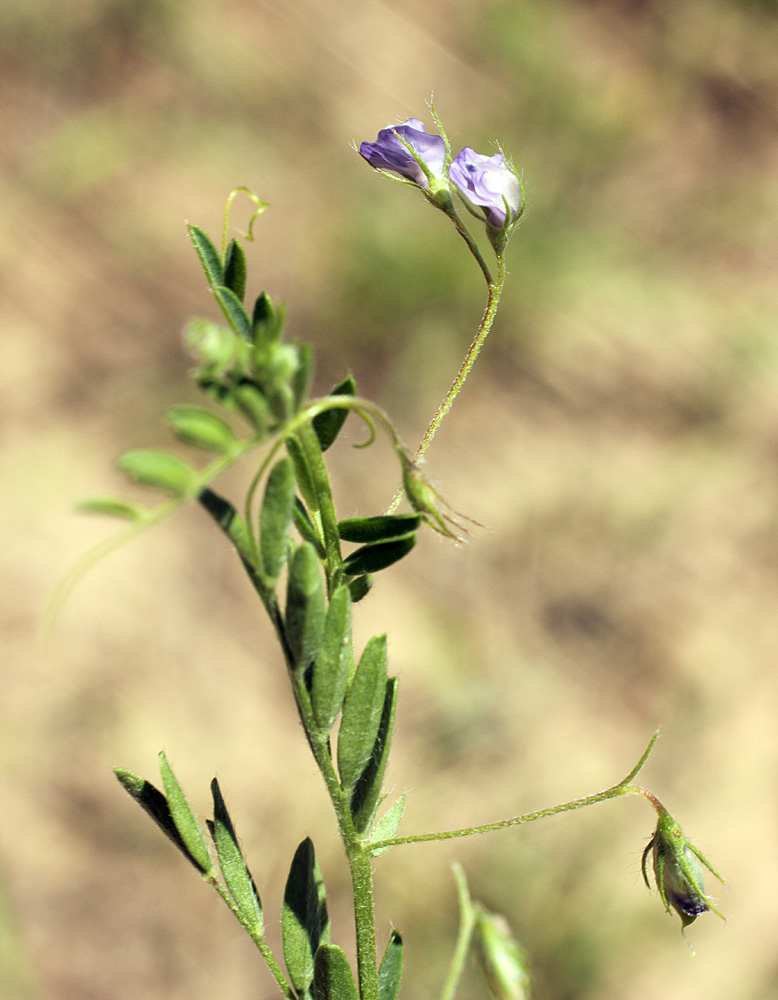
3, 0, 778, 997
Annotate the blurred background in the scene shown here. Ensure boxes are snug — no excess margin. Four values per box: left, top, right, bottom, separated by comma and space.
3, 0, 778, 997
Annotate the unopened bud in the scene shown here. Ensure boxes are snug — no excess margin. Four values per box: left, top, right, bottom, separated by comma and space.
474, 906, 531, 1000
642, 807, 725, 936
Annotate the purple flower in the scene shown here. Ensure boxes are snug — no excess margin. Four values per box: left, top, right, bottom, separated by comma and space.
359, 118, 447, 189
449, 148, 522, 228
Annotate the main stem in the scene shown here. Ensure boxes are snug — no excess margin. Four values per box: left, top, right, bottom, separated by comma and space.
292, 675, 379, 1000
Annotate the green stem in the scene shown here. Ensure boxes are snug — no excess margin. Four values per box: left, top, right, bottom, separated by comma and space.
347, 846, 380, 1000
370, 732, 659, 854
446, 207, 493, 287
386, 254, 506, 514
417, 254, 505, 463
290, 675, 379, 1000
439, 865, 477, 1000
206, 874, 296, 1000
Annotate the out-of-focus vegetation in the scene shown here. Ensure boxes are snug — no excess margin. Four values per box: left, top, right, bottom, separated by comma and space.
3, 0, 778, 997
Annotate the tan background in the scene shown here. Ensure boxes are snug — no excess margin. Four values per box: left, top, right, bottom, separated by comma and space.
3, 0, 778, 997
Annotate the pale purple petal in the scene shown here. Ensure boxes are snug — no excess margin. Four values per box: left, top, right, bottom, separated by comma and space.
449, 147, 522, 227
360, 118, 447, 189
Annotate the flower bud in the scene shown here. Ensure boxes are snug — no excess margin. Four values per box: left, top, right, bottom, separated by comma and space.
474, 907, 531, 1000
359, 118, 447, 190
642, 808, 724, 933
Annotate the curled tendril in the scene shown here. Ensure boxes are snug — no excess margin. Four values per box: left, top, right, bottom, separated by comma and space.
352, 408, 377, 449
222, 187, 270, 255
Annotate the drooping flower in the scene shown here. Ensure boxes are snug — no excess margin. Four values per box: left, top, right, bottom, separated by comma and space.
449, 147, 523, 229
641, 808, 725, 936
359, 118, 447, 189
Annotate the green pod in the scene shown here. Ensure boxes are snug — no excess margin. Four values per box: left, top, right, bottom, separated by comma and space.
285, 543, 326, 670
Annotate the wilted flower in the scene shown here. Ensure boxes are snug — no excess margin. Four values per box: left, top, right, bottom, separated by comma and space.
359, 118, 447, 189
449, 147, 523, 229
642, 808, 724, 935
400, 454, 476, 542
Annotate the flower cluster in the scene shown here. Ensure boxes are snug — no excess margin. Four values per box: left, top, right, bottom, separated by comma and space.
359, 116, 524, 239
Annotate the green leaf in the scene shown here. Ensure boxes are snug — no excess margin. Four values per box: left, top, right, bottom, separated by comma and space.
311, 585, 353, 732
293, 497, 325, 555
198, 487, 254, 559
343, 534, 416, 577
313, 944, 358, 1000
369, 794, 406, 857
233, 382, 272, 431
312, 375, 356, 452
114, 768, 208, 873
208, 779, 262, 933
223, 238, 247, 302
378, 931, 404, 1000
338, 514, 422, 543
337, 635, 387, 794
76, 496, 147, 521
350, 677, 398, 832
282, 838, 329, 997
287, 423, 341, 570
285, 436, 318, 518
348, 574, 372, 603
188, 224, 223, 288
293, 342, 314, 412
214, 285, 253, 342
259, 458, 296, 580
285, 543, 326, 670
158, 752, 213, 874
116, 449, 198, 496
252, 291, 284, 347
166, 405, 238, 453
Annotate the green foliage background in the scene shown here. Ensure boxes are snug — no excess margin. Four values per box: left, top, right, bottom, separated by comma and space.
2, 0, 778, 997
